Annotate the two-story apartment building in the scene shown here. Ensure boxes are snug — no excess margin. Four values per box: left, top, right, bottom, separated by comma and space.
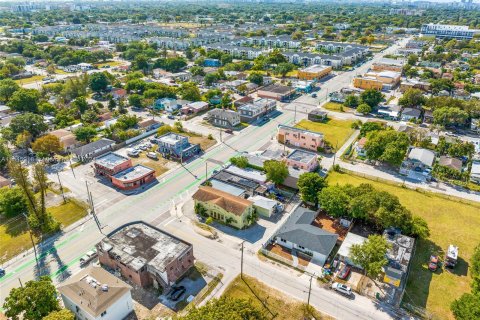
156, 133, 201, 161
277, 125, 325, 152
284, 150, 319, 172
207, 108, 241, 128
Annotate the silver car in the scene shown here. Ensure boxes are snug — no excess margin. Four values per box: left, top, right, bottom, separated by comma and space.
331, 282, 353, 297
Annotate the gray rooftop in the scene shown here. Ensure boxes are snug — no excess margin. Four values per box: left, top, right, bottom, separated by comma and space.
112, 165, 154, 181
210, 179, 245, 197
95, 152, 129, 170
276, 206, 338, 257
287, 149, 317, 164
98, 222, 191, 273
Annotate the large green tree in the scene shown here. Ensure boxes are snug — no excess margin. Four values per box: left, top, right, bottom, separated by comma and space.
43, 309, 75, 320
297, 172, 327, 205
350, 235, 391, 278
179, 82, 201, 101
364, 130, 410, 166
179, 298, 267, 320
89, 72, 109, 92
0, 78, 20, 103
264, 160, 288, 185
0, 186, 28, 218
451, 293, 480, 320
3, 276, 60, 320
74, 126, 97, 143
360, 89, 383, 108
398, 88, 426, 108
318, 185, 351, 217
7, 88, 40, 113
9, 113, 48, 140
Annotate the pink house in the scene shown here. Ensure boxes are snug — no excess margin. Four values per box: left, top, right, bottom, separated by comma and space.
277, 125, 324, 152
284, 150, 318, 172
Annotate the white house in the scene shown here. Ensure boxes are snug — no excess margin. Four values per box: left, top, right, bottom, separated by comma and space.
58, 266, 133, 320
274, 206, 338, 266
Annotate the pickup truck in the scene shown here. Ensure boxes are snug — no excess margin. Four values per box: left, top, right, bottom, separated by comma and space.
79, 249, 98, 266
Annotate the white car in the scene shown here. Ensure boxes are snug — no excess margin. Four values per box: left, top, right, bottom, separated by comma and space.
331, 282, 353, 297
127, 149, 140, 157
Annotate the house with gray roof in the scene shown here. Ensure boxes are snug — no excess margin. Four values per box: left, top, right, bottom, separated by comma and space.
274, 206, 338, 266
72, 138, 115, 162
400, 147, 436, 181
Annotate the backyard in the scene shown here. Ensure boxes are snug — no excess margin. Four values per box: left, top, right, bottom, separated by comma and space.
326, 171, 480, 320
295, 118, 355, 147
0, 198, 88, 264
223, 275, 332, 320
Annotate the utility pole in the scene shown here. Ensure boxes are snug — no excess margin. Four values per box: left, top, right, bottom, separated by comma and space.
219, 129, 222, 143
332, 139, 339, 167
307, 273, 315, 308
21, 213, 40, 272
240, 241, 245, 280
294, 104, 297, 124
205, 162, 208, 182
86, 181, 102, 233
56, 172, 66, 204
69, 157, 76, 178
18, 278, 23, 288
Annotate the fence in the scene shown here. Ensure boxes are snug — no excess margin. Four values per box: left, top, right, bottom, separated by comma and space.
259, 248, 307, 272
125, 127, 159, 145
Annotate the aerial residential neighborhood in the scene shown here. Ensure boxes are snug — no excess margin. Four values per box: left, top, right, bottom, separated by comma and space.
0, 1, 479, 320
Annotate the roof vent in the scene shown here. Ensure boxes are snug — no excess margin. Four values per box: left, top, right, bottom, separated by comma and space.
101, 284, 109, 292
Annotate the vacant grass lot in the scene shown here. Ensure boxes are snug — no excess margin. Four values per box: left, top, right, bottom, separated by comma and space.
327, 171, 480, 320
14, 75, 44, 85
0, 198, 88, 264
94, 61, 123, 68
131, 153, 169, 176
322, 101, 351, 113
223, 275, 332, 320
295, 118, 355, 147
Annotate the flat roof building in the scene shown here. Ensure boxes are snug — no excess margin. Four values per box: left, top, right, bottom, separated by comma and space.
277, 124, 325, 152
257, 84, 295, 102
94, 152, 132, 177
285, 149, 319, 172
298, 65, 332, 80
96, 222, 194, 289
111, 164, 156, 191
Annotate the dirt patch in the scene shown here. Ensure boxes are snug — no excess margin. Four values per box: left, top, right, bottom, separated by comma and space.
312, 212, 348, 241
188, 136, 216, 151
131, 154, 170, 176
266, 243, 293, 261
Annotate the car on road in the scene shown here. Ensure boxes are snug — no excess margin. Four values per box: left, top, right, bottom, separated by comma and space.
0, 267, 5, 277
311, 93, 317, 98
79, 249, 98, 266
337, 265, 351, 280
167, 115, 175, 120
225, 129, 233, 134
429, 255, 439, 272
331, 282, 353, 297
170, 286, 186, 301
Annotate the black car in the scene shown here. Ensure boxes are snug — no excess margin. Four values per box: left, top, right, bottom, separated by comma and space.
0, 268, 5, 277
170, 286, 186, 301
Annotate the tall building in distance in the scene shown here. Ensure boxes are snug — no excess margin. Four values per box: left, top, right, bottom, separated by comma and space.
421, 23, 479, 40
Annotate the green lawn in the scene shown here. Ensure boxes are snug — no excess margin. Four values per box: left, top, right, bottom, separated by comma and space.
326, 171, 480, 320
14, 75, 44, 85
0, 199, 88, 264
322, 101, 353, 113
223, 275, 332, 320
295, 118, 355, 147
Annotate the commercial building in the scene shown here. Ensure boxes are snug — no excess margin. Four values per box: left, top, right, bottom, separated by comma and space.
353, 77, 383, 91
58, 266, 133, 320
277, 125, 324, 152
257, 84, 296, 102
421, 23, 478, 40
238, 99, 276, 123
297, 65, 332, 81
353, 71, 401, 90
156, 132, 201, 161
96, 222, 194, 289
284, 150, 319, 172
372, 58, 405, 73
192, 186, 255, 229
111, 165, 156, 190
94, 152, 132, 177
308, 109, 327, 122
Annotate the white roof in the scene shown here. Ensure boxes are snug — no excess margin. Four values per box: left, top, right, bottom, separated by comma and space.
408, 148, 435, 166
224, 165, 267, 184
251, 195, 278, 210
337, 232, 367, 259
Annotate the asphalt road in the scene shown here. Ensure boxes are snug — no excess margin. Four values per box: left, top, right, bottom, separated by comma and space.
0, 36, 433, 319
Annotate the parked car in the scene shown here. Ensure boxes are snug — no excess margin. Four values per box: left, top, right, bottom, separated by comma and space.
337, 266, 351, 280
428, 255, 439, 272
147, 152, 158, 160
311, 93, 317, 98
170, 286, 186, 301
127, 149, 140, 157
0, 267, 5, 277
167, 115, 175, 120
225, 129, 233, 134
331, 282, 353, 297
79, 249, 98, 266
139, 145, 148, 151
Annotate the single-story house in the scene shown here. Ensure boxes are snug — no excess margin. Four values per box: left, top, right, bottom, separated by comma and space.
71, 138, 116, 162
400, 108, 422, 122
400, 147, 435, 180
438, 156, 463, 172
49, 129, 80, 153
355, 137, 368, 157
251, 195, 282, 218
180, 101, 209, 114
470, 160, 480, 184
308, 109, 327, 122
336, 232, 368, 267
274, 206, 338, 266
